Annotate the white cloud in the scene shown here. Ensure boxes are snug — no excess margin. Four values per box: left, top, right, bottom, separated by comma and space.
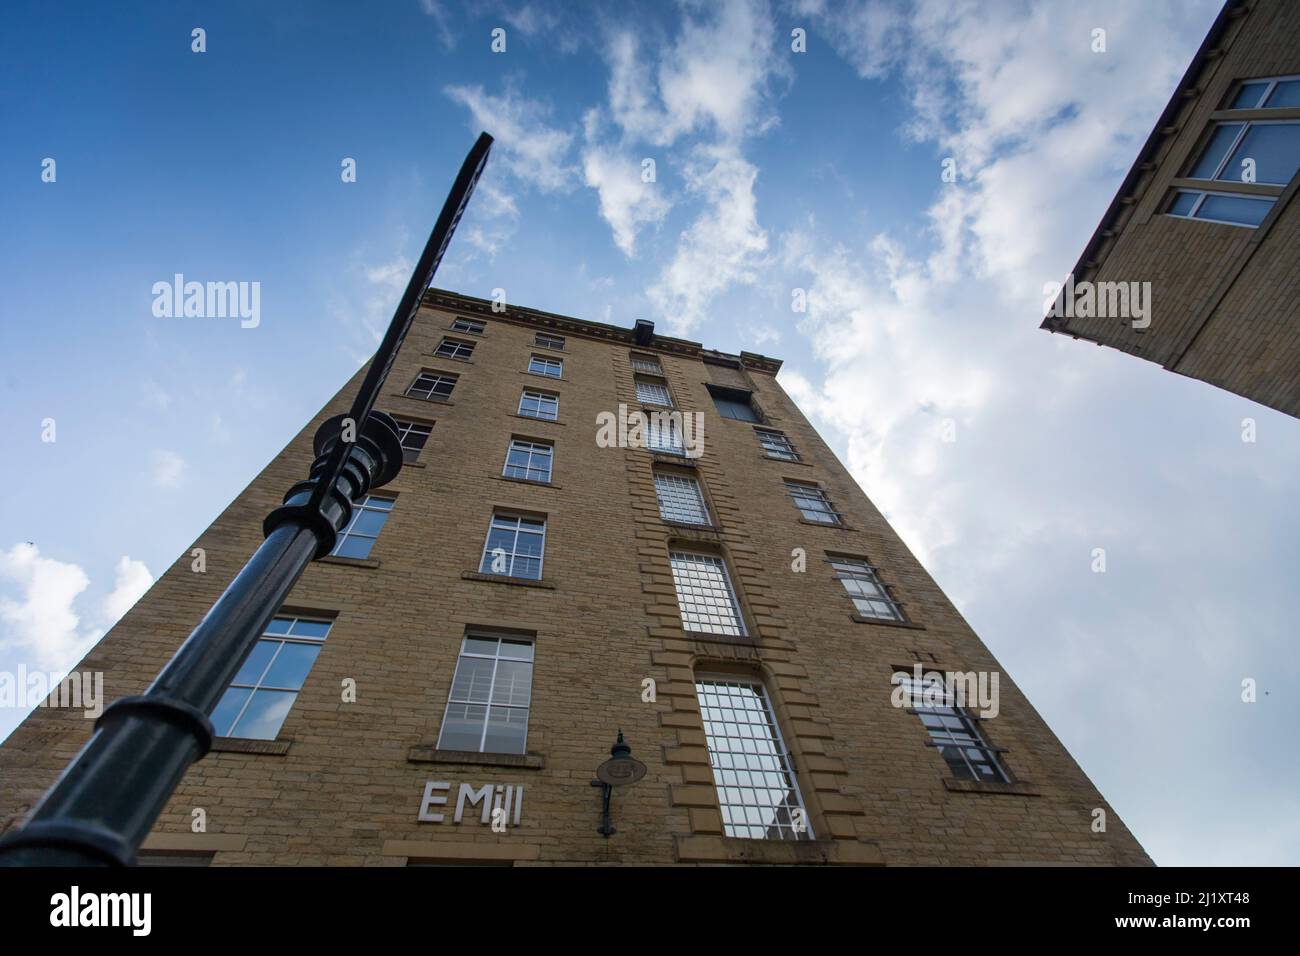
0, 544, 93, 670
100, 556, 153, 625
418, 0, 456, 49
151, 450, 187, 489
647, 146, 768, 333
581, 115, 672, 257
444, 84, 574, 192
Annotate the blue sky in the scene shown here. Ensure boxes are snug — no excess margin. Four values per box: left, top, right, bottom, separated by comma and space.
2, 0, 1296, 865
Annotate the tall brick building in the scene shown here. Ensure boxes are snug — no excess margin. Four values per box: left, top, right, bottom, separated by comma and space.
1043, 0, 1300, 418
0, 289, 1150, 865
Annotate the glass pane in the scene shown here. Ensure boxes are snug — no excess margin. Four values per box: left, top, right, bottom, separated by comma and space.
261, 642, 322, 689
231, 640, 277, 685
263, 617, 292, 635
350, 509, 388, 536
231, 689, 296, 740
1231, 82, 1269, 109
1264, 79, 1300, 108
491, 660, 533, 707
462, 637, 499, 656
483, 707, 528, 754
210, 687, 252, 737
1220, 122, 1300, 185
499, 639, 534, 661
450, 656, 496, 703
1196, 193, 1273, 226
438, 703, 487, 751
1188, 123, 1243, 179
334, 536, 374, 559
1168, 191, 1199, 216
287, 619, 331, 639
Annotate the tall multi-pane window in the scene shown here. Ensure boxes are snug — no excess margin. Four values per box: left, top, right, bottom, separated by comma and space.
503, 439, 553, 483
406, 371, 457, 402
518, 390, 559, 421
635, 376, 673, 407
695, 677, 812, 841
1166, 77, 1300, 227
707, 385, 759, 422
480, 513, 546, 580
894, 670, 1009, 782
528, 355, 563, 378
645, 414, 684, 455
437, 634, 534, 755
755, 427, 799, 462
630, 353, 663, 375
534, 332, 565, 350
393, 419, 433, 463
331, 494, 394, 558
451, 317, 485, 334
829, 555, 903, 621
434, 338, 475, 360
654, 471, 710, 525
785, 480, 841, 525
210, 615, 332, 740
669, 552, 745, 636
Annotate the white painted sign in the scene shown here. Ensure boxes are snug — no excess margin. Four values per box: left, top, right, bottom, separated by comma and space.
418, 781, 523, 827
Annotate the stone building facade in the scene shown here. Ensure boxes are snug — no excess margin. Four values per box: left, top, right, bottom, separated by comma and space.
1043, 0, 1300, 418
0, 289, 1151, 865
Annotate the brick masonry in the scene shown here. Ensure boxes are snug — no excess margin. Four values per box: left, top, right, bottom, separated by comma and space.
1042, 0, 1300, 418
0, 290, 1151, 865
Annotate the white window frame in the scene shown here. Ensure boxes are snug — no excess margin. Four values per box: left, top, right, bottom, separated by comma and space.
654, 471, 711, 526
534, 332, 565, 350
635, 376, 673, 407
451, 317, 486, 334
829, 555, 903, 622
393, 419, 433, 462
518, 390, 559, 421
755, 427, 799, 461
894, 671, 1010, 783
479, 513, 547, 580
1227, 74, 1300, 110
436, 633, 535, 755
212, 614, 333, 740
331, 494, 395, 559
695, 675, 813, 841
503, 438, 554, 483
631, 354, 664, 375
435, 337, 476, 360
407, 371, 458, 401
669, 551, 746, 636
1165, 188, 1276, 227
784, 480, 842, 525
528, 354, 563, 378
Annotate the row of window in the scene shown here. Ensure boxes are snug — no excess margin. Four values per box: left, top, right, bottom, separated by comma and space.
211, 616, 1005, 840
1165, 73, 1299, 227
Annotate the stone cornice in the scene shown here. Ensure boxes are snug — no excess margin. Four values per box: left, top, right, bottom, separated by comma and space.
423, 288, 783, 375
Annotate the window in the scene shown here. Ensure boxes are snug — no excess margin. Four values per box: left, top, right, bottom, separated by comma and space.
707, 385, 759, 422
479, 513, 546, 580
503, 439, 553, 483
331, 494, 394, 558
534, 332, 565, 350
1167, 89, 1300, 227
518, 390, 559, 421
406, 371, 457, 402
528, 355, 563, 378
654, 471, 711, 525
451, 317, 485, 334
755, 427, 799, 461
669, 552, 745, 636
394, 419, 433, 463
631, 353, 663, 375
210, 615, 332, 740
894, 671, 1009, 782
695, 677, 812, 841
635, 376, 673, 407
785, 481, 841, 525
435, 338, 475, 360
830, 555, 903, 622
437, 634, 534, 755
645, 413, 685, 455
1228, 74, 1300, 110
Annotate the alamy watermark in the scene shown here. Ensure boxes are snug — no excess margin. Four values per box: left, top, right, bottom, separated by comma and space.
595, 404, 705, 458
891, 664, 1000, 719
0, 667, 104, 718
152, 273, 260, 328
1044, 274, 1151, 329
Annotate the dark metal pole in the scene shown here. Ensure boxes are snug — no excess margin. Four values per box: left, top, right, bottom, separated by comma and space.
0, 132, 493, 867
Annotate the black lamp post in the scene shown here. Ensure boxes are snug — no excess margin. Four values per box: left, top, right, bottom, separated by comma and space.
0, 133, 494, 867
590, 730, 646, 837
